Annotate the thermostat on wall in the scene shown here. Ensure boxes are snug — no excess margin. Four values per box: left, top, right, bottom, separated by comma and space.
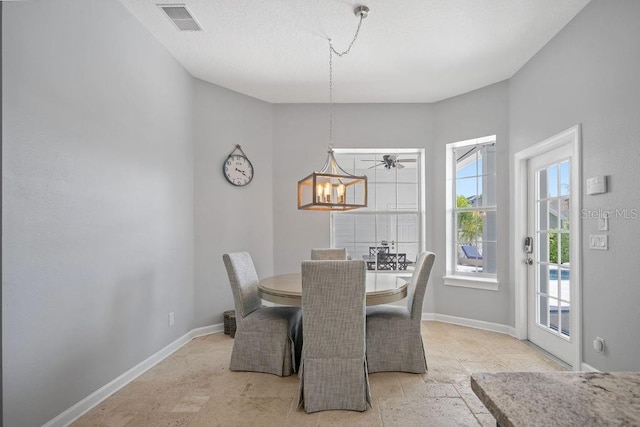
586, 175, 607, 195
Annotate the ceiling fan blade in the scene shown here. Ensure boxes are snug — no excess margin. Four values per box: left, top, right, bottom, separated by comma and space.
396, 158, 417, 162
367, 163, 385, 169
397, 163, 405, 169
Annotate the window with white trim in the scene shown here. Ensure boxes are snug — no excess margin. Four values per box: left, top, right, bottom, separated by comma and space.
331, 149, 425, 274
445, 136, 497, 286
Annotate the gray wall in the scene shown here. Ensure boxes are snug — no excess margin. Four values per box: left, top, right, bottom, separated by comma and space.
431, 81, 511, 325
509, 0, 640, 370
193, 79, 275, 327
2, 1, 195, 425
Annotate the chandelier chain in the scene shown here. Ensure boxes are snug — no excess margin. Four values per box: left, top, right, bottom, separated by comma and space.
328, 12, 366, 149
330, 12, 365, 58
329, 44, 333, 148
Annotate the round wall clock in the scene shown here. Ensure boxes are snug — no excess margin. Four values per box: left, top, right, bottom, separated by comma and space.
223, 145, 254, 187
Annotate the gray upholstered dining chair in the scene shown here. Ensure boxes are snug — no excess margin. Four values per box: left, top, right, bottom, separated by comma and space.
223, 252, 302, 377
365, 251, 436, 373
297, 260, 371, 413
310, 248, 348, 260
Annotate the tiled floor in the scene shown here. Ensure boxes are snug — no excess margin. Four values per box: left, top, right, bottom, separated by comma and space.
74, 321, 566, 426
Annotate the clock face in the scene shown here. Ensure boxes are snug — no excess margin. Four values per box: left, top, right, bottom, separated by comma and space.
223, 154, 254, 186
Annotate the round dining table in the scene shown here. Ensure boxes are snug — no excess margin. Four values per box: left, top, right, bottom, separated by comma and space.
258, 272, 411, 306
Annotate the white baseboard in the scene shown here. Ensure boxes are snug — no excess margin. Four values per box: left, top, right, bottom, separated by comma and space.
422, 312, 517, 337
44, 322, 225, 427
192, 323, 224, 338
44, 315, 520, 426
581, 362, 600, 372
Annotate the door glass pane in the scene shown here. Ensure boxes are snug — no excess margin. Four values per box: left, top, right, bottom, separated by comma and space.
538, 168, 547, 200
561, 307, 570, 337
538, 200, 548, 231
560, 197, 570, 230
560, 232, 570, 264
548, 199, 559, 229
560, 267, 571, 302
538, 232, 548, 263
538, 294, 548, 326
549, 232, 559, 264
560, 161, 570, 196
538, 263, 548, 295
547, 165, 558, 198
549, 297, 560, 332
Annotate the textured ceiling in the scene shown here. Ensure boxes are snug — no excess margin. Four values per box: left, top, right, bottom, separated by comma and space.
119, 0, 590, 103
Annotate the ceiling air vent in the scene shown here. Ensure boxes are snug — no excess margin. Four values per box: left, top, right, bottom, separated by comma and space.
158, 4, 203, 32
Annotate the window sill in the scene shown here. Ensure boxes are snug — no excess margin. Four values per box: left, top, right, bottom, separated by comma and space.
443, 275, 499, 291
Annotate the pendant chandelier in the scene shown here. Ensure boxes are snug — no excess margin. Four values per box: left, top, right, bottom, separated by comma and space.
297, 6, 369, 211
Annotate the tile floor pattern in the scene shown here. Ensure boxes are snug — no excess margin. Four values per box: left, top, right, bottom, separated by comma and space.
74, 321, 566, 426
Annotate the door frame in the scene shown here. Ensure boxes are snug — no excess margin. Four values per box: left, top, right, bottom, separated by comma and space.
513, 124, 582, 370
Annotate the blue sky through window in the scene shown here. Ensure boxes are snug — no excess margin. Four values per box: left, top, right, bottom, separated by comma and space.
456, 159, 483, 199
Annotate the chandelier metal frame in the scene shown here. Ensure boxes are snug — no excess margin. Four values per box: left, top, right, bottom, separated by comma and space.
297, 5, 369, 211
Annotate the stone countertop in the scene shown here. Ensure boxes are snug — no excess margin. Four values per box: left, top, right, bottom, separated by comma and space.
471, 371, 640, 426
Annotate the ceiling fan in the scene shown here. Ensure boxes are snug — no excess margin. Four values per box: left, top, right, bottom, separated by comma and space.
364, 154, 416, 169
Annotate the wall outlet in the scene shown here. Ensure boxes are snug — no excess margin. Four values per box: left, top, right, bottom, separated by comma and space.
168, 312, 175, 327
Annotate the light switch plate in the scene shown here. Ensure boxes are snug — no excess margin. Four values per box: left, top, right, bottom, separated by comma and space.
598, 216, 609, 231
589, 234, 608, 250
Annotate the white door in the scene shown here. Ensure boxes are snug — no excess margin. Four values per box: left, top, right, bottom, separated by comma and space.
526, 143, 575, 365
